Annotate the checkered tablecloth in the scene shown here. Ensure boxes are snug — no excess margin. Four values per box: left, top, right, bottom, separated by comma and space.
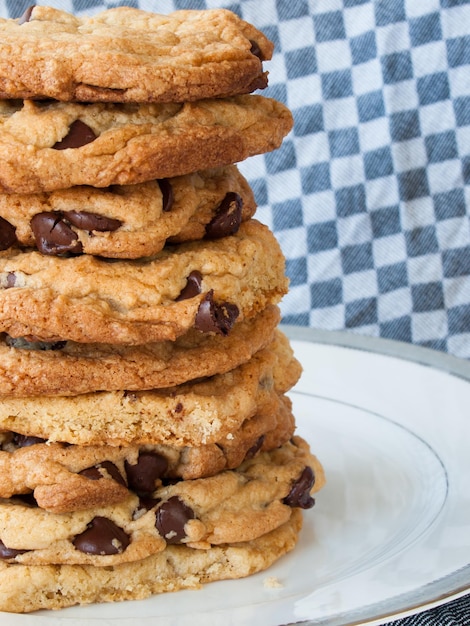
1, 0, 469, 623
235, 0, 470, 361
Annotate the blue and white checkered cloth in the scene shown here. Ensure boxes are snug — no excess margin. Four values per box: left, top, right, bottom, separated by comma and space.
238, 0, 470, 361
0, 1, 469, 623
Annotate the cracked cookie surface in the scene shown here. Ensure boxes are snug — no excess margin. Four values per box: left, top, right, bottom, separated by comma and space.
0, 6, 273, 103
0, 96, 292, 193
0, 220, 287, 344
0, 166, 256, 259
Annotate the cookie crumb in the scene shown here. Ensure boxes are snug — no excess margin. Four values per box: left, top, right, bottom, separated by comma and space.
263, 576, 283, 589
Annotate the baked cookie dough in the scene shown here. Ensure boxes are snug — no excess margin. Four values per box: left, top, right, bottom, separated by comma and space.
0, 331, 301, 447
0, 332, 301, 446
0, 508, 302, 613
0, 305, 281, 396
0, 6, 273, 102
0, 96, 293, 193
0, 437, 323, 567
0, 166, 256, 259
0, 220, 288, 344
0, 394, 296, 513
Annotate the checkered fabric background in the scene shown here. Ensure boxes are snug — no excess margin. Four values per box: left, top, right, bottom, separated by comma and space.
1, 0, 470, 361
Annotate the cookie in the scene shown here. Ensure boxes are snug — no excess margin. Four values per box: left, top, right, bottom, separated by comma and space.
0, 437, 323, 567
0, 508, 302, 613
0, 304, 280, 396
0, 330, 300, 446
0, 96, 293, 194
0, 6, 273, 103
0, 220, 287, 344
0, 166, 256, 259
0, 394, 295, 513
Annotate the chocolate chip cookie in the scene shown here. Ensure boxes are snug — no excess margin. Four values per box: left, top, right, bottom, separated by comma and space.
0, 97, 293, 194
0, 166, 256, 259
0, 331, 300, 447
0, 305, 280, 396
0, 437, 323, 568
0, 6, 273, 102
0, 394, 295, 513
0, 220, 287, 344
0, 509, 302, 613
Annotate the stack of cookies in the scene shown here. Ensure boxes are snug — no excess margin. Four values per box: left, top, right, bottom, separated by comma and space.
0, 6, 324, 613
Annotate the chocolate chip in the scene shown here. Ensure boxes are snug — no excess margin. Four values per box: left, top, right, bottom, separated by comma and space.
176, 270, 203, 301
194, 291, 239, 336
0, 216, 17, 251
80, 461, 127, 487
12, 433, 46, 447
72, 517, 130, 555
283, 466, 315, 509
125, 452, 168, 495
249, 39, 263, 60
0, 539, 28, 559
205, 192, 243, 239
31, 212, 83, 256
64, 211, 122, 232
5, 335, 67, 350
17, 5, 35, 24
158, 179, 173, 212
155, 496, 195, 544
137, 497, 160, 513
244, 435, 265, 460
53, 120, 97, 150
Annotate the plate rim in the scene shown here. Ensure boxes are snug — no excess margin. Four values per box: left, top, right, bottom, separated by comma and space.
282, 325, 470, 626
282, 325, 470, 384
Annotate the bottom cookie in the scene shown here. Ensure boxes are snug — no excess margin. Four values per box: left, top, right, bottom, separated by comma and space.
0, 508, 302, 613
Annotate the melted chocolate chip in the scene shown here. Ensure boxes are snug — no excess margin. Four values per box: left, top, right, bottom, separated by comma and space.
17, 5, 35, 24
31, 212, 83, 256
125, 452, 168, 495
72, 517, 130, 555
80, 461, 127, 487
155, 496, 195, 544
194, 291, 239, 336
0, 539, 28, 559
249, 39, 263, 60
53, 120, 97, 150
0, 216, 17, 251
283, 466, 315, 509
205, 192, 243, 239
137, 497, 160, 513
244, 435, 265, 460
12, 433, 46, 447
176, 270, 203, 301
158, 179, 173, 212
64, 211, 122, 232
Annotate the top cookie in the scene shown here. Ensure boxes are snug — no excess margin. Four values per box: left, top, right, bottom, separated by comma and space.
0, 6, 273, 102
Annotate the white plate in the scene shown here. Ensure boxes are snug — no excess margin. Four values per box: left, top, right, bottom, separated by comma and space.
2, 328, 470, 626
